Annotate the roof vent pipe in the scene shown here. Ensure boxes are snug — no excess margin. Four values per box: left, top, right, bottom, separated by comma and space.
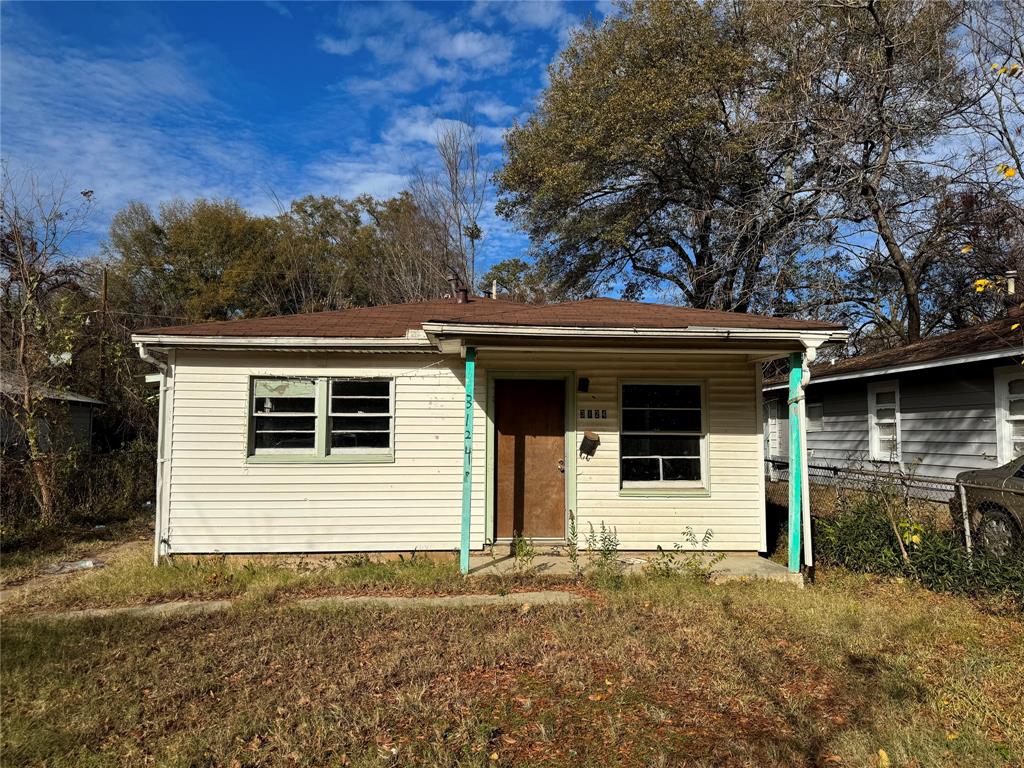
1007, 269, 1017, 296
456, 286, 469, 304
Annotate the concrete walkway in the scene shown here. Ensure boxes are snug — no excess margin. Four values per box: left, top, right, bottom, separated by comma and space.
467, 552, 803, 586
14, 590, 587, 623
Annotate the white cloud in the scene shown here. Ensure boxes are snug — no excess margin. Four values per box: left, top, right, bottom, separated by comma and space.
470, 0, 582, 43
474, 97, 519, 123
319, 1, 515, 95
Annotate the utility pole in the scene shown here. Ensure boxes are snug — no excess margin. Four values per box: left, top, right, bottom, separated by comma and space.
99, 267, 108, 393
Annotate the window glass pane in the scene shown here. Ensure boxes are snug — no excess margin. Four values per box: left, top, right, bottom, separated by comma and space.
621, 408, 701, 432
331, 431, 390, 449
622, 457, 660, 481
1009, 399, 1024, 417
1013, 421, 1024, 438
875, 407, 896, 422
876, 424, 895, 439
253, 395, 315, 414
874, 391, 896, 405
254, 432, 315, 450
662, 457, 701, 481
331, 397, 390, 414
253, 379, 315, 398
1008, 378, 1024, 395
254, 416, 316, 432
331, 416, 391, 432
622, 384, 700, 409
1013, 439, 1024, 458
332, 379, 389, 397
621, 435, 700, 457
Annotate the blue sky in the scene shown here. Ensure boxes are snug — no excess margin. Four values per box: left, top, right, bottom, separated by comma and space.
1, 0, 609, 269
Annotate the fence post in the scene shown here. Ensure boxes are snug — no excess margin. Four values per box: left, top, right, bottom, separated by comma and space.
958, 482, 973, 559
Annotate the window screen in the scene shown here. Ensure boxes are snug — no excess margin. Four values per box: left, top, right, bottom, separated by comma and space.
620, 383, 703, 484
251, 378, 317, 452
330, 378, 392, 451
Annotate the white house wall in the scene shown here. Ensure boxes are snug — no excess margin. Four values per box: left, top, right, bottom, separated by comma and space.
165, 350, 487, 553
479, 350, 765, 552
163, 349, 766, 554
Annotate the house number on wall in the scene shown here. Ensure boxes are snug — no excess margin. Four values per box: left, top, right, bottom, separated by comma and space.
579, 409, 608, 420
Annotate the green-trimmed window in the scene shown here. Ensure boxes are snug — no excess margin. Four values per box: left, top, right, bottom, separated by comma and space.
252, 378, 317, 453
329, 379, 393, 453
249, 376, 394, 459
620, 382, 706, 487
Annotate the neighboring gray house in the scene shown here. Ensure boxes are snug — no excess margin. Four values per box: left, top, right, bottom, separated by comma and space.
763, 310, 1023, 481
0, 373, 102, 453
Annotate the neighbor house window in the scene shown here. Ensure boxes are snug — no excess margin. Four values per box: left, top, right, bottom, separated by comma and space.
251, 378, 317, 453
249, 376, 394, 459
995, 366, 1024, 464
329, 378, 393, 453
868, 381, 901, 462
620, 382, 706, 487
807, 403, 824, 432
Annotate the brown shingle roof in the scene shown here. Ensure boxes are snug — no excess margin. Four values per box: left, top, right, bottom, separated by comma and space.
767, 309, 1023, 385
137, 297, 843, 338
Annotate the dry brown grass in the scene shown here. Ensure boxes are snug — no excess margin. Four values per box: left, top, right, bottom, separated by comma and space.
3, 572, 1022, 767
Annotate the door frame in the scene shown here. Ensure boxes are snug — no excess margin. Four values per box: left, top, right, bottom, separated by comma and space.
485, 371, 577, 545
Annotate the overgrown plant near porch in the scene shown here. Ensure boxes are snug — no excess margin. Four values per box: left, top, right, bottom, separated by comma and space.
647, 527, 726, 582
510, 533, 536, 574
586, 521, 623, 585
566, 511, 583, 580
814, 475, 1024, 609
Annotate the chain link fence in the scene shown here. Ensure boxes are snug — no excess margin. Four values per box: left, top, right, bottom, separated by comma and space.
765, 458, 1024, 556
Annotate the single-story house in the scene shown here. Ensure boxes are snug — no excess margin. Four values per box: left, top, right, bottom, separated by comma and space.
132, 297, 846, 569
0, 372, 103, 453
763, 309, 1023, 481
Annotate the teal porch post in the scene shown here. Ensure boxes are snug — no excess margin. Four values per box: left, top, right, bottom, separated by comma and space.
460, 346, 477, 575
787, 351, 804, 573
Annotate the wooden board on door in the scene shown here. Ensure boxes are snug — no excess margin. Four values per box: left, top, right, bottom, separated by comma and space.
494, 379, 566, 539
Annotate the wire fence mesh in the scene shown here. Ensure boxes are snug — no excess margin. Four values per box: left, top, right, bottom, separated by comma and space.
765, 458, 1024, 554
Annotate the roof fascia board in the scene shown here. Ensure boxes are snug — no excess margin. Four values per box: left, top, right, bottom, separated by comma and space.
130, 334, 435, 349
762, 348, 1022, 391
422, 322, 845, 344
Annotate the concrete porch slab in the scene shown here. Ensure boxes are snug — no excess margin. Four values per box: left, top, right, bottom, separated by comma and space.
467, 551, 803, 586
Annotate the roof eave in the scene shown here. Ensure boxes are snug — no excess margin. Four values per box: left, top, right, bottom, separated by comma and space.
129, 333, 435, 350
421, 321, 847, 345
762, 347, 1021, 390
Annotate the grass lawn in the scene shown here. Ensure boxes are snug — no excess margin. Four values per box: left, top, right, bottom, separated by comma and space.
3, 569, 1022, 767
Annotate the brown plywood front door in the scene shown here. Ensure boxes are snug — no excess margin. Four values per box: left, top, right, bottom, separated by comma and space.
494, 379, 566, 540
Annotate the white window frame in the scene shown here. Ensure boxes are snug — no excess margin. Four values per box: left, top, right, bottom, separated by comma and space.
994, 365, 1024, 465
618, 380, 709, 490
867, 380, 902, 463
806, 402, 824, 432
328, 377, 396, 456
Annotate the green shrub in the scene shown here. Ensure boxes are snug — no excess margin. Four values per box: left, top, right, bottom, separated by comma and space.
1, 441, 155, 550
815, 495, 1024, 607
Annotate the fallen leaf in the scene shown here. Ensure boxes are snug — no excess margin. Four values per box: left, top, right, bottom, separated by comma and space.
878, 748, 891, 768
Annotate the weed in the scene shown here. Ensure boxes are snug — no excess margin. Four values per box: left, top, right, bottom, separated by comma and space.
511, 533, 536, 574
566, 511, 582, 580
647, 527, 726, 581
586, 521, 623, 586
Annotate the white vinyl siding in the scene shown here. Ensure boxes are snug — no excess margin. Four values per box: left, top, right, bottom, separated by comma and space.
164, 351, 486, 553
479, 350, 764, 551
162, 348, 766, 554
868, 381, 901, 462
